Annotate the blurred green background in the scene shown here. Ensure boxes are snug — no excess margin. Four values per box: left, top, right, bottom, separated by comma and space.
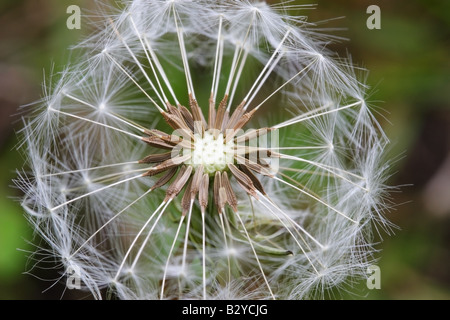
0, 0, 448, 299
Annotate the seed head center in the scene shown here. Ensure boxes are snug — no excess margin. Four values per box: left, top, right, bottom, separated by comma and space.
186, 130, 235, 175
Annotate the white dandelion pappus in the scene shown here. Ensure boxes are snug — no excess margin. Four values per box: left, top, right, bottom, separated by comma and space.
17, 0, 393, 300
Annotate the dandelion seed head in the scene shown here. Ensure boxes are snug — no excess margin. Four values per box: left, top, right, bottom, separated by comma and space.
16, 0, 394, 300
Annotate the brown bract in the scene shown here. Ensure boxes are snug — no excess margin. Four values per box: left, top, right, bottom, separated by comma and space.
140, 94, 274, 215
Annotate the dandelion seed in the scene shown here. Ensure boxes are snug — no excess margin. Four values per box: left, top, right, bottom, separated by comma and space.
16, 0, 393, 300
